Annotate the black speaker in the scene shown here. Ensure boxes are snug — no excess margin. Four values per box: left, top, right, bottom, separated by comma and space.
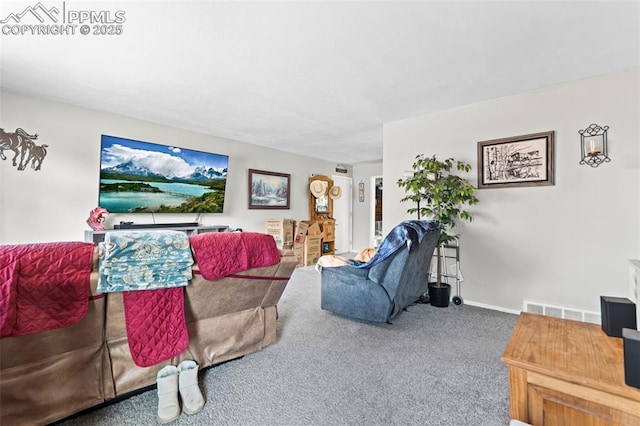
600, 296, 637, 338
623, 328, 640, 389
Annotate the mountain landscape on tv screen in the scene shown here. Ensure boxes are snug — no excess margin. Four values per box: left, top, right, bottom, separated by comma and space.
98, 136, 228, 213
102, 161, 227, 182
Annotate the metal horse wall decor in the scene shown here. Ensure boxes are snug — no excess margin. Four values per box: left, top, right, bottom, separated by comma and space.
0, 127, 49, 171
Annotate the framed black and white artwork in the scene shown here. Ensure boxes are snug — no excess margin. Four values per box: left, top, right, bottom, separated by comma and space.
477, 131, 554, 189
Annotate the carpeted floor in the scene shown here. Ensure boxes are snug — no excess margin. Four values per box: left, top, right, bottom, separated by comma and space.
60, 266, 518, 426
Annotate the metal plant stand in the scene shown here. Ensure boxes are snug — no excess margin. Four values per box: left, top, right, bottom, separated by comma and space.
429, 238, 463, 305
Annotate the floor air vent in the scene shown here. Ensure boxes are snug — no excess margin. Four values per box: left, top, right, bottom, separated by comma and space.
523, 300, 601, 324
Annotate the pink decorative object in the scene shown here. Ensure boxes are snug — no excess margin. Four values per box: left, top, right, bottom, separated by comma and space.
86, 207, 109, 231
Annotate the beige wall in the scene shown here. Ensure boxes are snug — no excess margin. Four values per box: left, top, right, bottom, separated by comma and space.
4, 69, 638, 315
0, 91, 338, 244
383, 67, 640, 313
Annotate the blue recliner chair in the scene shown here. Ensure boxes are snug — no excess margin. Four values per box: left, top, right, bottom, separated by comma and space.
320, 220, 440, 323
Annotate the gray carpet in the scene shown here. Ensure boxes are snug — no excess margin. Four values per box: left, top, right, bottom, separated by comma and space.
61, 266, 518, 426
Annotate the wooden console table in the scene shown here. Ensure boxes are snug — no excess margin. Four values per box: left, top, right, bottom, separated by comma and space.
502, 313, 640, 425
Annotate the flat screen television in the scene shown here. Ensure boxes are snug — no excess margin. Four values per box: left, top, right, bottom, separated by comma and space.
98, 135, 228, 213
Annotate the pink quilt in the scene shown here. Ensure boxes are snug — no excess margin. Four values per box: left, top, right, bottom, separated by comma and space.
0, 242, 94, 338
123, 287, 189, 367
189, 232, 281, 281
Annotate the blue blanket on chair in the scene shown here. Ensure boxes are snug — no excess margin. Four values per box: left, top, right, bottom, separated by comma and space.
349, 220, 440, 269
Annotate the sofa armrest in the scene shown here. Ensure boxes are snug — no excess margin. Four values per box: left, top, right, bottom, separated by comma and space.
260, 252, 297, 307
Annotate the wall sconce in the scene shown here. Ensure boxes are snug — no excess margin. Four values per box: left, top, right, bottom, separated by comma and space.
579, 123, 610, 167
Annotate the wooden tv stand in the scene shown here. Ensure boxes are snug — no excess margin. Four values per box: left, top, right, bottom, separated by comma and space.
502, 313, 640, 425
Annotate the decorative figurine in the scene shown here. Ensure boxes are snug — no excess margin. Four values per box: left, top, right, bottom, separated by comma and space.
86, 207, 109, 231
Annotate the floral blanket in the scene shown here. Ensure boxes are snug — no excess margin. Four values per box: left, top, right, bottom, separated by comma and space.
97, 230, 193, 293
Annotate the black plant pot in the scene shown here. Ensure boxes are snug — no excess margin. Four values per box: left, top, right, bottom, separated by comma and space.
428, 282, 451, 308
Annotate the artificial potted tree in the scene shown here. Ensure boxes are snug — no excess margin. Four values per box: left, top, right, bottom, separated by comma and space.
397, 154, 478, 307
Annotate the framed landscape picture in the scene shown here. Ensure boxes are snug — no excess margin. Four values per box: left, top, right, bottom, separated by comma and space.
477, 131, 555, 189
248, 169, 291, 209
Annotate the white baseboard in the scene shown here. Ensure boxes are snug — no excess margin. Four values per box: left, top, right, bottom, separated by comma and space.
464, 300, 521, 315
464, 299, 603, 324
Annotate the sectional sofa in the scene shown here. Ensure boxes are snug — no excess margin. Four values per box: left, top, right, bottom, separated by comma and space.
0, 233, 296, 425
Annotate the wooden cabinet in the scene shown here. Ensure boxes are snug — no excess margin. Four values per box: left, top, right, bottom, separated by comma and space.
502, 313, 640, 425
308, 175, 336, 255
375, 194, 382, 221
317, 218, 335, 255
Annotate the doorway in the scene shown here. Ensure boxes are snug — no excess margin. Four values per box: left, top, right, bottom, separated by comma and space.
332, 175, 352, 254
370, 176, 383, 248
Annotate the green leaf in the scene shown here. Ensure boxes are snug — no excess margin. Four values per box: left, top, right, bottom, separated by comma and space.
398, 153, 479, 236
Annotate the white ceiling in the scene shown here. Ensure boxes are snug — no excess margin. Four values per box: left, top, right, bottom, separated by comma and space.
1, 1, 639, 165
